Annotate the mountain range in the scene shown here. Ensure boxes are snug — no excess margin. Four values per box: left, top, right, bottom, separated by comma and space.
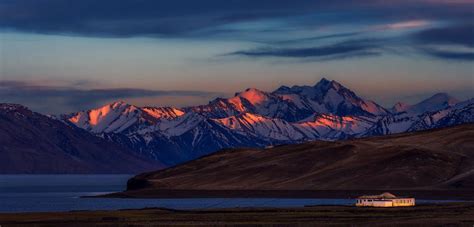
0, 78, 472, 172
63, 78, 473, 166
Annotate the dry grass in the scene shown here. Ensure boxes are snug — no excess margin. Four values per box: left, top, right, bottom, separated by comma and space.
0, 203, 473, 226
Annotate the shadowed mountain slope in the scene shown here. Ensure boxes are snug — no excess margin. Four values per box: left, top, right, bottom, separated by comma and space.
0, 104, 163, 173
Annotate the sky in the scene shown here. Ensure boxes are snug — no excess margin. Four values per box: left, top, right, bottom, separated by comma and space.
0, 0, 473, 114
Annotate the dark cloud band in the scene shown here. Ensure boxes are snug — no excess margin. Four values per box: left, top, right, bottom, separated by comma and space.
413, 24, 474, 60
414, 24, 474, 48
226, 39, 383, 61
0, 80, 221, 114
420, 49, 474, 61
0, 0, 472, 37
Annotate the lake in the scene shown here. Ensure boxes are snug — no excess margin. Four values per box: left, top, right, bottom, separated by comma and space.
0, 175, 461, 213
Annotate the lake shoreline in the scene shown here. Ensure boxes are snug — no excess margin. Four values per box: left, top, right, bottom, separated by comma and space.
1, 202, 473, 226
95, 189, 474, 200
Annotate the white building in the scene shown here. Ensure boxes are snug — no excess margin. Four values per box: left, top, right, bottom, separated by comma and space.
356, 192, 415, 207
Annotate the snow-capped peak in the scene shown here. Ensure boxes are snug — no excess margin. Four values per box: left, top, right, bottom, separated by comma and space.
89, 102, 137, 125
67, 100, 189, 134
391, 102, 412, 113
314, 77, 343, 91
235, 88, 270, 105
68, 101, 141, 133
110, 100, 127, 107
422, 93, 459, 106
408, 93, 459, 114
142, 107, 185, 120
273, 78, 389, 116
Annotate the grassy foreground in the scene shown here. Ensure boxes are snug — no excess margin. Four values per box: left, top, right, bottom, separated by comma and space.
0, 203, 473, 226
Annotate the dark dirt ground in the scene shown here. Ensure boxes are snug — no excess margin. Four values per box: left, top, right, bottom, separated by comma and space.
1, 202, 474, 226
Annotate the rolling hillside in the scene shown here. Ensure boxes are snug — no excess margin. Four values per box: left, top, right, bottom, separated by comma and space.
127, 124, 474, 191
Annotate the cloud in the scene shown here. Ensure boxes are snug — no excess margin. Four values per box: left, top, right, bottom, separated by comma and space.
0, 0, 327, 37
375, 20, 430, 30
0, 0, 472, 65
414, 24, 474, 48
0, 0, 472, 38
420, 0, 474, 5
413, 24, 474, 60
272, 32, 363, 45
226, 39, 382, 61
420, 48, 474, 61
225, 21, 474, 62
0, 80, 221, 114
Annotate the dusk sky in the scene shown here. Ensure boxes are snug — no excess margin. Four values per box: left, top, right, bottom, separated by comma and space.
0, 0, 473, 114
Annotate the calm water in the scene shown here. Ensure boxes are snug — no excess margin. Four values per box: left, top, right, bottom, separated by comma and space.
0, 175, 461, 213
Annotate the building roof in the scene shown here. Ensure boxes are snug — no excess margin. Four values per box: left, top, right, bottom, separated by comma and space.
358, 192, 397, 199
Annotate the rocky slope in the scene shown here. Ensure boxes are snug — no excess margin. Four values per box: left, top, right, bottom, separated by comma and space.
127, 124, 474, 191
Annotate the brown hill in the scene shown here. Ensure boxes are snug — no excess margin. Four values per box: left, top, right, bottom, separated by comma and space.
127, 124, 474, 191
0, 104, 163, 173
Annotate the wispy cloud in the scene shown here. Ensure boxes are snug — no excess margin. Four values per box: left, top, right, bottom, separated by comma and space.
271, 32, 363, 45
225, 20, 474, 62
375, 20, 430, 30
226, 39, 383, 61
